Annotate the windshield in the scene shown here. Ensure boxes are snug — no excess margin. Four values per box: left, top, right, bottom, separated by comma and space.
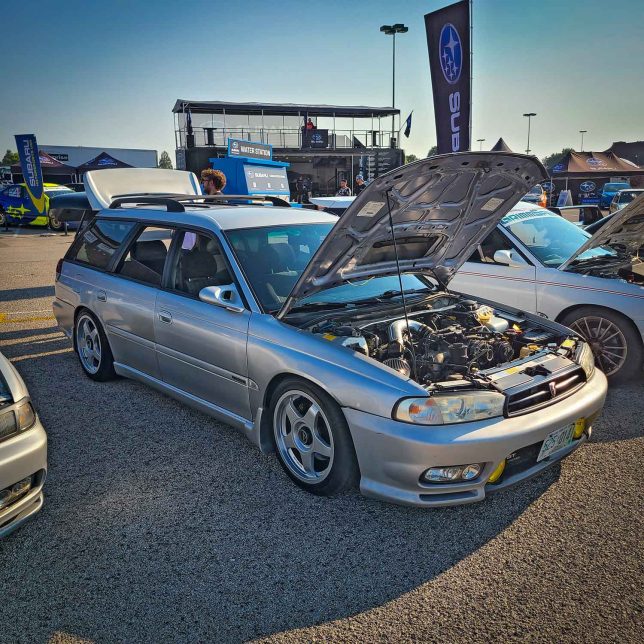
226, 223, 334, 312
603, 183, 629, 193
527, 185, 543, 195
501, 210, 616, 267
618, 190, 641, 204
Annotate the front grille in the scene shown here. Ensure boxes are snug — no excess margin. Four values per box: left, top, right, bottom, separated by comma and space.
505, 366, 586, 416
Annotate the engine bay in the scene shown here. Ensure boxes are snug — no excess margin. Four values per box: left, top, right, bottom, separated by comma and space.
306, 296, 576, 388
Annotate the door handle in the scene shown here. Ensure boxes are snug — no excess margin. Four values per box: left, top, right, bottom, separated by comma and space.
158, 311, 173, 324
97, 290, 107, 302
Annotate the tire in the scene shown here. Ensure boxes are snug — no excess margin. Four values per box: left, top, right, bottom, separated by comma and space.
48, 213, 64, 231
0, 209, 8, 227
74, 311, 116, 381
561, 306, 642, 383
270, 378, 359, 496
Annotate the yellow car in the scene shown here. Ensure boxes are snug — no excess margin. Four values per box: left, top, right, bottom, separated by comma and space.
0, 182, 75, 227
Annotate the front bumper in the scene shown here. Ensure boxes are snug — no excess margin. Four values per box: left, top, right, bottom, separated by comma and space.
344, 369, 607, 507
0, 420, 47, 537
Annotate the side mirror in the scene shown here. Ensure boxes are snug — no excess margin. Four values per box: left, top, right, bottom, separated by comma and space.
198, 284, 245, 313
493, 249, 526, 268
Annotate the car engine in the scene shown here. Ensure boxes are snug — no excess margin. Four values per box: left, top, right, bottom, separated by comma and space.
308, 298, 564, 385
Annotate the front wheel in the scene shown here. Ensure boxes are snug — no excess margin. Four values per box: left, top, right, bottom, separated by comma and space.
0, 209, 8, 227
48, 213, 64, 231
270, 379, 359, 496
561, 307, 642, 382
74, 311, 116, 381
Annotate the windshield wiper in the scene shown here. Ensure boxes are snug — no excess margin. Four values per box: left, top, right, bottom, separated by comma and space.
378, 288, 432, 299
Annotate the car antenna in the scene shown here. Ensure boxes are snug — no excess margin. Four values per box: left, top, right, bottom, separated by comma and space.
385, 189, 419, 382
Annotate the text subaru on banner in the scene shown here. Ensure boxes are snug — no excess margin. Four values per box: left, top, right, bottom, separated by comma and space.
424, 1, 471, 154
15, 133, 46, 220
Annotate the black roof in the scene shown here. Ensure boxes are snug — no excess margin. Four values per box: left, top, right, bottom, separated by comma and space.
172, 100, 399, 118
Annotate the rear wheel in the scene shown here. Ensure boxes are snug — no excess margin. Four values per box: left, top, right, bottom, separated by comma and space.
74, 311, 116, 381
0, 209, 8, 227
48, 213, 64, 231
270, 378, 359, 496
561, 307, 642, 382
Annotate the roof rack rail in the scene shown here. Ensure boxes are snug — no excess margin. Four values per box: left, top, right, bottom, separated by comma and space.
108, 193, 291, 210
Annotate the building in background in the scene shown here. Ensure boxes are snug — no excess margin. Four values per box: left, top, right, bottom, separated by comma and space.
39, 145, 157, 169
173, 100, 405, 197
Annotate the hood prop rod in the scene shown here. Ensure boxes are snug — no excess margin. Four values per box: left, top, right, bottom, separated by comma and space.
385, 190, 419, 383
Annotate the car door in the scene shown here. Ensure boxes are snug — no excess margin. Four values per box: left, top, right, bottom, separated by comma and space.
450, 226, 538, 312
100, 224, 177, 379
154, 228, 252, 420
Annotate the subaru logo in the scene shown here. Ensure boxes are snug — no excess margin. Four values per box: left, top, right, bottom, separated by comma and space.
542, 181, 554, 192
586, 157, 605, 167
580, 181, 596, 193
439, 23, 462, 84
552, 163, 564, 172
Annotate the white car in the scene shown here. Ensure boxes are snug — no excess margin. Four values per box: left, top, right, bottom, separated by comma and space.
609, 188, 644, 214
450, 197, 644, 381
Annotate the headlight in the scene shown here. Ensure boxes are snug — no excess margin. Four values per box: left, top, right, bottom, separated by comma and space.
0, 400, 36, 442
576, 342, 596, 379
394, 391, 505, 425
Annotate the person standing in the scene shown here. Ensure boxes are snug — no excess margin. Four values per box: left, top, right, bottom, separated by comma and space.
336, 178, 351, 196
306, 118, 315, 130
201, 169, 226, 195
354, 174, 367, 195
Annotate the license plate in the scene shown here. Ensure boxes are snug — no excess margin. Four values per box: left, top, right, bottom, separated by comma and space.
537, 424, 575, 462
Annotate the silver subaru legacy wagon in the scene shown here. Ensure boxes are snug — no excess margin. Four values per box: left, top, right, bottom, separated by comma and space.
53, 154, 607, 507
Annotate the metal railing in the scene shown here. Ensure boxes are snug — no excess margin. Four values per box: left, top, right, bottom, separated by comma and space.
176, 127, 399, 150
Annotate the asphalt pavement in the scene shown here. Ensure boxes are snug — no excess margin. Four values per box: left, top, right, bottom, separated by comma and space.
0, 228, 642, 643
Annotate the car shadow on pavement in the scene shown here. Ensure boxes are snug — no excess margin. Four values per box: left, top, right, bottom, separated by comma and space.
0, 344, 563, 643
0, 285, 55, 301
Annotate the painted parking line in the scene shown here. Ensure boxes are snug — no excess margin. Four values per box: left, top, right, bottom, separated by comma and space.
10, 347, 73, 362
0, 312, 56, 324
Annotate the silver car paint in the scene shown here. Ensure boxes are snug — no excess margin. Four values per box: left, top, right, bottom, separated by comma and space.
54, 165, 608, 506
450, 203, 644, 347
0, 352, 47, 537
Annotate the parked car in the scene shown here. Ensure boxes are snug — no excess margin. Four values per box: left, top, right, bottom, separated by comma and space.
609, 188, 644, 214
47, 191, 94, 232
0, 351, 47, 537
547, 205, 603, 227
64, 183, 87, 193
522, 184, 547, 207
0, 182, 75, 227
599, 182, 630, 209
451, 197, 644, 380
54, 158, 607, 508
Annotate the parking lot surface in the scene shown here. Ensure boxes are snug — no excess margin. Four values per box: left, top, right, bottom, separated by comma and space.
1, 228, 642, 643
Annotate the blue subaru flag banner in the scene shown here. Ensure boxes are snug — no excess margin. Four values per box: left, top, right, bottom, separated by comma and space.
15, 134, 46, 215
425, 1, 471, 154
403, 113, 413, 138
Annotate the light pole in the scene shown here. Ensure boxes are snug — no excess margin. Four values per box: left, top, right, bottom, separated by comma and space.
579, 130, 587, 152
380, 23, 408, 145
477, 138, 485, 151
523, 112, 537, 154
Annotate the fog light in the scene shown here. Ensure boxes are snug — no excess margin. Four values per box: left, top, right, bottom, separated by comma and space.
12, 477, 32, 496
488, 459, 506, 484
422, 463, 482, 483
0, 476, 32, 510
572, 418, 585, 439
0, 489, 12, 510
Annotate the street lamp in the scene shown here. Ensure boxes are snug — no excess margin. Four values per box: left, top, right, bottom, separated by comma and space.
380, 23, 408, 145
477, 138, 485, 151
579, 130, 587, 152
523, 112, 537, 154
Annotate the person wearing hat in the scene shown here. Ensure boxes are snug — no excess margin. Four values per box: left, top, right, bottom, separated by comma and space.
354, 174, 367, 196
336, 178, 352, 197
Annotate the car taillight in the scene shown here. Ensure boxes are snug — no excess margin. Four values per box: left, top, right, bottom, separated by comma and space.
55, 258, 63, 281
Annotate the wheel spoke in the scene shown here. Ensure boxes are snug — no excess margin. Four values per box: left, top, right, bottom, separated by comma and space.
284, 399, 302, 427
312, 432, 332, 458
299, 449, 315, 474
302, 403, 321, 430
583, 318, 594, 339
283, 429, 296, 450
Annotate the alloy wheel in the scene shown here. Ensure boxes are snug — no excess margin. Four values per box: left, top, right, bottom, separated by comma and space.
273, 390, 334, 483
76, 315, 102, 374
569, 315, 627, 376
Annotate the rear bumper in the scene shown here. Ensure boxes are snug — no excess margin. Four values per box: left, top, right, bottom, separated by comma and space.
0, 422, 47, 537
344, 369, 607, 507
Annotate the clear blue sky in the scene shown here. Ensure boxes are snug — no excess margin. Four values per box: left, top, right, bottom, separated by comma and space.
1, 0, 642, 162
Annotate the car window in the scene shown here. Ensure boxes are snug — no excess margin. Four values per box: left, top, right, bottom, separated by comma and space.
5, 186, 21, 198
467, 228, 516, 264
168, 231, 233, 296
117, 226, 175, 287
619, 191, 640, 204
70, 219, 136, 269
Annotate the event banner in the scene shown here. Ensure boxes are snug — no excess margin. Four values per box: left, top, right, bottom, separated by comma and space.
424, 1, 471, 154
15, 133, 46, 215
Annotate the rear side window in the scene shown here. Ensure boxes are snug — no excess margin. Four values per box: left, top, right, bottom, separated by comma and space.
69, 219, 136, 269
116, 226, 175, 287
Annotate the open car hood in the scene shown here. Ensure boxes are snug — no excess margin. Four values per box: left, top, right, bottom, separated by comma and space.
83, 168, 202, 210
278, 152, 547, 318
559, 192, 644, 271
